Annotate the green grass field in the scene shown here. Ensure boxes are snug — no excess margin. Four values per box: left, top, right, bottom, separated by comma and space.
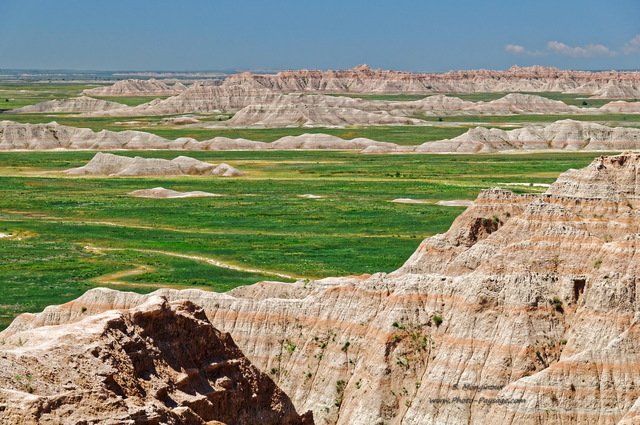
0, 150, 605, 329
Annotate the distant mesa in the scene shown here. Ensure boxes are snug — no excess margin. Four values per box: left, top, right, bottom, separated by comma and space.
62, 152, 244, 177
128, 187, 221, 198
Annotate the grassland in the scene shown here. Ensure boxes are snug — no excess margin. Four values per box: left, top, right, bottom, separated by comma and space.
0, 150, 605, 329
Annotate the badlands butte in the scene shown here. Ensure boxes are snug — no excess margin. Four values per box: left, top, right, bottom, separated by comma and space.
3, 64, 640, 425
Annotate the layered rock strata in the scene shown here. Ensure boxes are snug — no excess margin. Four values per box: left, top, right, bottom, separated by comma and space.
225, 64, 640, 97
63, 152, 243, 176
0, 296, 312, 424
6, 153, 640, 424
82, 78, 187, 96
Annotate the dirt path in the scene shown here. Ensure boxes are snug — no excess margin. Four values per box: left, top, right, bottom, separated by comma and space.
86, 245, 296, 280
92, 264, 214, 290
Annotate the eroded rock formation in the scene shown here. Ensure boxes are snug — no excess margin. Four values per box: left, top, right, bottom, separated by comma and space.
365, 119, 640, 153
82, 78, 187, 96
225, 102, 424, 127
63, 153, 244, 176
8, 96, 126, 113
6, 153, 640, 424
225, 64, 640, 97
0, 296, 312, 424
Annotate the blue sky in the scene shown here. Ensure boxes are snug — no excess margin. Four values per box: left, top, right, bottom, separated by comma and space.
1, 0, 639, 71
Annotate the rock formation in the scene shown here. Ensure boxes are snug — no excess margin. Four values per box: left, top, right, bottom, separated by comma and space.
224, 64, 640, 96
364, 119, 640, 153
83, 83, 284, 117
128, 187, 221, 198
225, 102, 424, 127
0, 121, 397, 151
7, 153, 640, 424
599, 100, 640, 113
0, 120, 185, 150
3, 119, 640, 154
7, 96, 126, 113
63, 153, 244, 177
201, 133, 398, 151
82, 78, 187, 96
0, 296, 312, 424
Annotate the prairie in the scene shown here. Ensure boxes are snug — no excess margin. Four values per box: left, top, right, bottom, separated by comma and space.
0, 150, 603, 329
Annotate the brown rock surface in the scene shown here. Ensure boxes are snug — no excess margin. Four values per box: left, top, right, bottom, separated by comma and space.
0, 296, 312, 424
62, 153, 244, 176
7, 153, 640, 424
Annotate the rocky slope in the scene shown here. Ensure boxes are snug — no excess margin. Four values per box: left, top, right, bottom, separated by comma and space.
0, 296, 312, 424
63, 152, 244, 176
8, 96, 126, 113
225, 64, 640, 96
82, 78, 187, 96
6, 153, 640, 424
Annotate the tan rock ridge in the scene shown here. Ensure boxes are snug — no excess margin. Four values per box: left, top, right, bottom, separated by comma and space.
365, 119, 640, 153
62, 152, 244, 176
81, 86, 599, 118
82, 78, 187, 96
7, 153, 640, 424
224, 64, 640, 96
224, 102, 424, 127
8, 96, 126, 113
0, 121, 397, 151
0, 296, 312, 424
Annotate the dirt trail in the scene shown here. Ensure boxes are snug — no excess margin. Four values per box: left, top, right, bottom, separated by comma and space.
86, 245, 296, 280
92, 264, 215, 290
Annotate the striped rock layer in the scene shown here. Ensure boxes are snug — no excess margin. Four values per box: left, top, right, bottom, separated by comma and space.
4, 154, 640, 424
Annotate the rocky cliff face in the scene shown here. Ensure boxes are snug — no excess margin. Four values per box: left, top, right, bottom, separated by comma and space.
0, 296, 312, 425
6, 153, 640, 424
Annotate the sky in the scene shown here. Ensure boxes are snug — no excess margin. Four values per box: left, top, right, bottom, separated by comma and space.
1, 0, 639, 72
